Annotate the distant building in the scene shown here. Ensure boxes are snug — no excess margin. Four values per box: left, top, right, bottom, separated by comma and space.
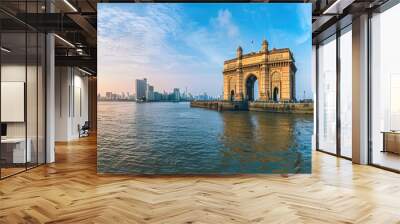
163, 91, 168, 100
106, 92, 112, 100
173, 88, 180, 101
154, 92, 162, 101
147, 85, 154, 101
136, 78, 147, 101
129, 94, 136, 101
112, 93, 118, 100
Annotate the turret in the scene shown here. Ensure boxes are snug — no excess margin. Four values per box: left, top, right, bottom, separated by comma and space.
236, 46, 243, 58
261, 39, 268, 52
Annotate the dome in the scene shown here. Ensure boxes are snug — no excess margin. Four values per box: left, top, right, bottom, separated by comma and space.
262, 39, 268, 46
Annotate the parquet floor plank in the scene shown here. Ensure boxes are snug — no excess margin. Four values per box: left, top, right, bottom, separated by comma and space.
1, 135, 400, 223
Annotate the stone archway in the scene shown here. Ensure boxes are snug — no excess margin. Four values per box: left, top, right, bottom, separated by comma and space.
245, 74, 258, 101
223, 43, 296, 102
230, 90, 235, 101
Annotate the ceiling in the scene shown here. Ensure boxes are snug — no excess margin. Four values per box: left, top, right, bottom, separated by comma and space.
0, 0, 393, 75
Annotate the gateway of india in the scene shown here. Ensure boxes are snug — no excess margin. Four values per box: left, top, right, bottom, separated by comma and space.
222, 39, 296, 102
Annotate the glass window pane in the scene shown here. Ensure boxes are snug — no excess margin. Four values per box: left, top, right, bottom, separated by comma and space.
38, 33, 46, 165
0, 1, 46, 179
318, 35, 337, 154
340, 27, 352, 158
371, 4, 400, 171
1, 31, 27, 177
27, 31, 38, 169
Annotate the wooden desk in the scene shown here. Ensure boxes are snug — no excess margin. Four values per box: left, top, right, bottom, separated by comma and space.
382, 131, 400, 154
1, 138, 31, 163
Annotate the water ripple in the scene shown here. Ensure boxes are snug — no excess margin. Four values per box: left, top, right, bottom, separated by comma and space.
97, 102, 313, 174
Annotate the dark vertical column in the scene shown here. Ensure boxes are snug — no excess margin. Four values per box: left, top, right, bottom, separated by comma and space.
36, 0, 39, 167
25, 0, 28, 171
0, 19, 2, 179
44, 0, 48, 164
316, 45, 319, 151
88, 77, 97, 132
336, 29, 341, 157
367, 11, 373, 165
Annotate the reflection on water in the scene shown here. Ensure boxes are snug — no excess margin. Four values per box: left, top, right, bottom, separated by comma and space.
97, 102, 312, 174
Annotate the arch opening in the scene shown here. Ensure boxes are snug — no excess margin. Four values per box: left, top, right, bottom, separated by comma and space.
245, 75, 258, 102
273, 87, 280, 102
230, 90, 235, 101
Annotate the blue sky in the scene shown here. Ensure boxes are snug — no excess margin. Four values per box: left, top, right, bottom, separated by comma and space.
98, 3, 312, 99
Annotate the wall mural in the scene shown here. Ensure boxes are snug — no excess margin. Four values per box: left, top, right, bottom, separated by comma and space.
97, 3, 313, 174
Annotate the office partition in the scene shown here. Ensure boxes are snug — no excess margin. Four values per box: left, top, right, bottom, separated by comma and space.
0, 1, 47, 179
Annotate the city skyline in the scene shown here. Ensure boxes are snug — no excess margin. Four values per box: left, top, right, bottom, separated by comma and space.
98, 4, 312, 99
98, 78, 220, 101
97, 79, 221, 99
98, 79, 221, 99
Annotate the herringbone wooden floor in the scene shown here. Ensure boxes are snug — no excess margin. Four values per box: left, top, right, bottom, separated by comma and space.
1, 135, 400, 224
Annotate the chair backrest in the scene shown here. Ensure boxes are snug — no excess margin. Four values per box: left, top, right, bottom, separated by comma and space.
84, 121, 90, 128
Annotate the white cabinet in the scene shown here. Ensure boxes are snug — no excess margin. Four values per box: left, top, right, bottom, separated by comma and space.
1, 138, 32, 163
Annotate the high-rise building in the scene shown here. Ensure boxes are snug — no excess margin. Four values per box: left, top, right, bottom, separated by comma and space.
173, 88, 180, 101
147, 85, 154, 101
154, 92, 162, 101
136, 78, 147, 101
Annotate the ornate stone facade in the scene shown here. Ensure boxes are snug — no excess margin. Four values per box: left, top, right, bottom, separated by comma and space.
223, 40, 297, 102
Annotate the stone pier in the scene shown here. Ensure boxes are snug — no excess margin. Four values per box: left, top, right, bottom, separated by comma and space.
190, 101, 313, 114
190, 101, 248, 111
249, 102, 313, 114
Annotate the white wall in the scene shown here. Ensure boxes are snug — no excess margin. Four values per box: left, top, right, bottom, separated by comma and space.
71, 73, 89, 138
1, 63, 47, 164
1, 82, 25, 122
55, 66, 70, 141
55, 67, 89, 141
1, 65, 26, 135
1, 65, 38, 138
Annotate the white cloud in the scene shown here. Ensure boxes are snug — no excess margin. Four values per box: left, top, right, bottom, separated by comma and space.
98, 5, 183, 67
98, 5, 243, 96
295, 4, 311, 45
212, 9, 239, 38
98, 5, 196, 94
181, 9, 241, 65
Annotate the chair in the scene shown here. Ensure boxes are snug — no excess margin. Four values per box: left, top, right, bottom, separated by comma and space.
79, 121, 90, 138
